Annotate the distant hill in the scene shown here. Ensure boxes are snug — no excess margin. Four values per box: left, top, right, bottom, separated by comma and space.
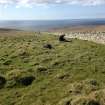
49, 25, 105, 33
0, 28, 20, 32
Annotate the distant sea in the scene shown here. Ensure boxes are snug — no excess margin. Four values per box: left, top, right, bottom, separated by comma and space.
0, 19, 105, 31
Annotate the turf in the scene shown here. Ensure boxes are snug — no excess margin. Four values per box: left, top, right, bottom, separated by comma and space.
0, 31, 105, 105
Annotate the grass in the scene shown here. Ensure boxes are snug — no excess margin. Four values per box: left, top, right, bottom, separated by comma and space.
0, 31, 105, 105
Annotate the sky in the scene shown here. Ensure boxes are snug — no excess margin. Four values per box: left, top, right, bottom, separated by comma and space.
0, 0, 105, 20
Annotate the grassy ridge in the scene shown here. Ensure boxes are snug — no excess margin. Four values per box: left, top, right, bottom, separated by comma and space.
0, 31, 105, 105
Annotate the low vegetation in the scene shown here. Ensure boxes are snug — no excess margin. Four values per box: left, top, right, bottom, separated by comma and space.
0, 30, 105, 105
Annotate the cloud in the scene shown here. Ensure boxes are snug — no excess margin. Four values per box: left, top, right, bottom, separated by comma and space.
0, 0, 105, 7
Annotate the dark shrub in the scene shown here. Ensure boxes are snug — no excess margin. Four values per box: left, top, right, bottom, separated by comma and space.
37, 66, 47, 72
6, 70, 35, 87
17, 76, 35, 86
0, 76, 6, 89
87, 100, 100, 105
3, 60, 12, 65
43, 44, 52, 49
57, 74, 69, 80
65, 101, 71, 105
90, 80, 98, 86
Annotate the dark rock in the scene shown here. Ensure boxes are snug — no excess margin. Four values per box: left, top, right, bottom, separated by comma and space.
59, 34, 71, 42
17, 76, 35, 86
43, 44, 53, 49
59, 34, 66, 41
0, 76, 6, 88
87, 100, 100, 105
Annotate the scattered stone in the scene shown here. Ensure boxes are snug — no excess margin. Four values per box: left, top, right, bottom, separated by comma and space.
0, 76, 6, 89
65, 32, 105, 44
43, 44, 53, 49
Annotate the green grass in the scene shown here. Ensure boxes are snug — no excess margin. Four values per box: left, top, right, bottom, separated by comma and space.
0, 31, 105, 105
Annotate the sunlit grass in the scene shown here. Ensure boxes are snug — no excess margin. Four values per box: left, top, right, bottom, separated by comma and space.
0, 30, 105, 105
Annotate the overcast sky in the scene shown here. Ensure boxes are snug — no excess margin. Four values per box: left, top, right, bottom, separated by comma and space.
0, 0, 105, 20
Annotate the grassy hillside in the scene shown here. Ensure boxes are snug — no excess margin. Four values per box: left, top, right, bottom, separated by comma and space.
0, 31, 105, 105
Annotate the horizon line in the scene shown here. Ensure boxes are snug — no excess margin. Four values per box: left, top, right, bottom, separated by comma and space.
0, 18, 105, 21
